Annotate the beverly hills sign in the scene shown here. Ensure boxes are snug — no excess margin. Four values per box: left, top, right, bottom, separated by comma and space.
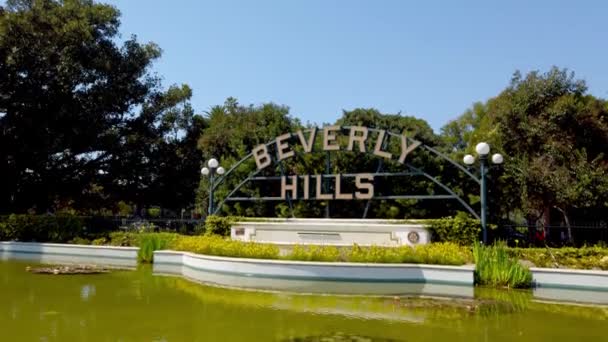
250, 126, 422, 201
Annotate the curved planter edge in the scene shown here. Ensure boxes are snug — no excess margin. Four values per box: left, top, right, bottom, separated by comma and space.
153, 250, 475, 294
0, 241, 138, 267
530, 267, 608, 291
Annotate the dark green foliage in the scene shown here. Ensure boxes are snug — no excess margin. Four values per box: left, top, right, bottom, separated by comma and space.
0, 0, 201, 215
203, 215, 240, 236
0, 214, 84, 242
441, 67, 608, 233
426, 213, 481, 245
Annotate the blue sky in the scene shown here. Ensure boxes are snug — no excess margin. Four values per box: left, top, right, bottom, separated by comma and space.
105, 0, 608, 132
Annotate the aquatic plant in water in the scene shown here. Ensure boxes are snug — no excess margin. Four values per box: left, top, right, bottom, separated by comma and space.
473, 241, 532, 288
138, 234, 172, 263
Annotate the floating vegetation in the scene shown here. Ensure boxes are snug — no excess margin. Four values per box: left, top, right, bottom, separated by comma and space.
25, 265, 109, 275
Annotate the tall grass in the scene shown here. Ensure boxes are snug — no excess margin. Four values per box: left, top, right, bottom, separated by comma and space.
138, 234, 173, 263
473, 241, 532, 288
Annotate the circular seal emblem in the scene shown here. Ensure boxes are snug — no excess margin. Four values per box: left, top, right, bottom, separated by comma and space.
407, 231, 420, 244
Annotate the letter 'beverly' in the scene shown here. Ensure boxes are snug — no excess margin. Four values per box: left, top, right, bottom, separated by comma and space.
251, 126, 421, 201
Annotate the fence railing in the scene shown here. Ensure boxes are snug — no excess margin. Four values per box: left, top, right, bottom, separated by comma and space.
79, 216, 205, 235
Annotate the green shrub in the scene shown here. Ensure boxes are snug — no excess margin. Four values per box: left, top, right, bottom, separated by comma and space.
171, 235, 280, 259
68, 237, 91, 245
0, 214, 85, 242
508, 246, 608, 270
474, 242, 532, 288
152, 233, 472, 265
285, 245, 342, 262
346, 243, 471, 265
108, 231, 140, 246
413, 243, 473, 265
348, 245, 403, 263
108, 231, 178, 248
426, 213, 481, 245
204, 215, 240, 236
91, 237, 108, 245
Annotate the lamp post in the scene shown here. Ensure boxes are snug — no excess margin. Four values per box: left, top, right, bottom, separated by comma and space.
463, 142, 504, 244
201, 158, 225, 216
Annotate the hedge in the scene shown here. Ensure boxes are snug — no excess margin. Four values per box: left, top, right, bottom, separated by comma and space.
0, 214, 85, 242
425, 213, 481, 245
203, 215, 239, 236
508, 246, 608, 270
103, 232, 472, 265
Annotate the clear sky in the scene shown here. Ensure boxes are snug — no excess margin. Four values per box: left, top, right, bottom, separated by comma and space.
105, 0, 608, 132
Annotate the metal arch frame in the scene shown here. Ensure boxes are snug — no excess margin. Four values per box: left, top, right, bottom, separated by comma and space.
208, 127, 481, 217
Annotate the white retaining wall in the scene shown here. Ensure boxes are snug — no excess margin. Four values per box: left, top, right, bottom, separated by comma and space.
153, 250, 474, 296
0, 241, 138, 267
531, 267, 608, 291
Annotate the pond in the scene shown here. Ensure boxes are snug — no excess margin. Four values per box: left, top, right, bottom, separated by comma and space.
0, 260, 606, 341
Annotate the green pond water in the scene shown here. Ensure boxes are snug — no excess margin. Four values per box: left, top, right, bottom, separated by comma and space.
1, 260, 607, 342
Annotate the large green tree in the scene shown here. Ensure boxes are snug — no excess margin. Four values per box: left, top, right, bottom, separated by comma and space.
442, 67, 608, 240
197, 98, 299, 217
494, 68, 608, 237
0, 0, 201, 215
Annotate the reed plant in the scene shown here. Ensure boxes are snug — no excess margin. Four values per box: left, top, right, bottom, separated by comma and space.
473, 241, 532, 288
137, 234, 175, 263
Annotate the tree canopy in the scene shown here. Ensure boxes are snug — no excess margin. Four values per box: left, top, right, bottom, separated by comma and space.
441, 67, 608, 234
0, 0, 201, 215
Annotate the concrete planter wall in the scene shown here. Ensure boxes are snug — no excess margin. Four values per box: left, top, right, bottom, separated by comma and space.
231, 219, 431, 247
153, 250, 475, 296
0, 241, 138, 267
531, 267, 608, 291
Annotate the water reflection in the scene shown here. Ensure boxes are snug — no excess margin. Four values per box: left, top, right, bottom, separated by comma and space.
1, 251, 137, 268
80, 284, 96, 301
1, 260, 607, 342
153, 263, 475, 298
533, 287, 608, 305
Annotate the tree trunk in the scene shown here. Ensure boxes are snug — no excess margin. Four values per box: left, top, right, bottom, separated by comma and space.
556, 207, 574, 244
542, 206, 551, 240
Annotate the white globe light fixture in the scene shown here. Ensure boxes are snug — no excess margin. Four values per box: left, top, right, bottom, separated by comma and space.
462, 142, 505, 245
475, 142, 490, 155
463, 154, 475, 165
201, 157, 224, 216
207, 158, 219, 169
491, 153, 504, 165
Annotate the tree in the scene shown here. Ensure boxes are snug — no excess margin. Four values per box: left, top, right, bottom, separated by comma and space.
335, 108, 452, 218
196, 98, 299, 217
0, 0, 202, 215
443, 67, 608, 241
102, 84, 204, 216
0, 0, 164, 213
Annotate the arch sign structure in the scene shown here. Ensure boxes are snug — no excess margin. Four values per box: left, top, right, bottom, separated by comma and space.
209, 125, 481, 220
